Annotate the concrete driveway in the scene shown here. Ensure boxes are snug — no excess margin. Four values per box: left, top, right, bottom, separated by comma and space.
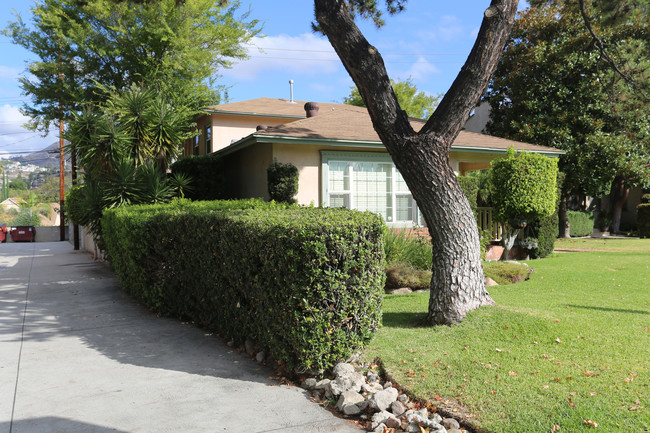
0, 242, 360, 433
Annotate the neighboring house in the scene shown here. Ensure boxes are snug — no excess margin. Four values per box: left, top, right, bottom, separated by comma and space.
0, 198, 22, 211
183, 97, 563, 228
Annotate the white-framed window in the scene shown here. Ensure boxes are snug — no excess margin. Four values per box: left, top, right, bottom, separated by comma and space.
204, 124, 212, 154
321, 151, 423, 227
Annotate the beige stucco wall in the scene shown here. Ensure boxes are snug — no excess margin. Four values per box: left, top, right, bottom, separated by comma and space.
222, 142, 273, 200
212, 115, 300, 153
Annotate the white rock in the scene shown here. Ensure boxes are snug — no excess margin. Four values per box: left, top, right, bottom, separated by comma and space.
362, 382, 383, 394
369, 387, 399, 411
302, 378, 318, 390
333, 362, 356, 378
314, 379, 330, 390
329, 372, 365, 396
255, 351, 265, 363
335, 390, 365, 412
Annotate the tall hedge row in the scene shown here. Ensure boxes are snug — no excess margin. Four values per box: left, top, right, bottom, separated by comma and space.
638, 194, 650, 238
102, 199, 385, 373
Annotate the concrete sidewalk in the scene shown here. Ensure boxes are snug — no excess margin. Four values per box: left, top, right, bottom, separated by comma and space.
0, 242, 360, 433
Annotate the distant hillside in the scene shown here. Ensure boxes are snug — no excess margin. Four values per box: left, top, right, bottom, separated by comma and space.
12, 142, 69, 169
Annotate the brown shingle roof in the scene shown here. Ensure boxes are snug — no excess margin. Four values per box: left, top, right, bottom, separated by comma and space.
204, 97, 366, 119
253, 106, 563, 154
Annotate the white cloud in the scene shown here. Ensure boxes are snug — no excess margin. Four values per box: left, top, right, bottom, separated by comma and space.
400, 57, 440, 82
0, 104, 28, 125
222, 33, 342, 80
0, 65, 21, 80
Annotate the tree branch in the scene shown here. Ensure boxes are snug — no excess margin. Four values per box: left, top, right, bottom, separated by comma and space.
314, 0, 415, 144
421, 0, 518, 143
577, 0, 637, 88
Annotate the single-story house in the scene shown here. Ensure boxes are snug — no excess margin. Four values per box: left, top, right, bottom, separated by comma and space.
183, 97, 563, 228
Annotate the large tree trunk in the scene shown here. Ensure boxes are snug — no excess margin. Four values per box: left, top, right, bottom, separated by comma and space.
558, 194, 571, 238
315, 0, 518, 325
609, 175, 629, 234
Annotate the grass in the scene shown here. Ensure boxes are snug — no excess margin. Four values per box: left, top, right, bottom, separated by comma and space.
365, 249, 650, 432
555, 237, 650, 253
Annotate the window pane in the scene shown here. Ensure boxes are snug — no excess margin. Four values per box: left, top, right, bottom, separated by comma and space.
330, 194, 349, 208
395, 170, 410, 192
352, 162, 392, 219
396, 195, 413, 221
329, 162, 350, 191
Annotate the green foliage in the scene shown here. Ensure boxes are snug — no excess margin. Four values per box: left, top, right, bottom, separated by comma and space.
4, 0, 261, 132
485, 0, 650, 197
491, 148, 559, 223
567, 210, 594, 237
526, 171, 564, 259
267, 159, 299, 204
343, 78, 440, 119
482, 261, 532, 285
102, 201, 385, 373
637, 203, 650, 238
385, 262, 431, 291
170, 154, 226, 201
641, 194, 650, 204
8, 176, 28, 190
383, 229, 432, 271
457, 175, 479, 216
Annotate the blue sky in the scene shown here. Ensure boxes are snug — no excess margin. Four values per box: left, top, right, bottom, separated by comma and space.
0, 1, 528, 158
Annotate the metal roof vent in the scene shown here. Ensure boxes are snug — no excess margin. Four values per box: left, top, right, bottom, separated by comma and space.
256, 124, 268, 131
304, 102, 319, 118
289, 80, 295, 103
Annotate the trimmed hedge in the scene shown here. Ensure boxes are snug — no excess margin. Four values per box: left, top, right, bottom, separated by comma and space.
567, 210, 594, 237
102, 200, 385, 373
638, 203, 650, 238
527, 172, 564, 259
170, 154, 226, 201
267, 159, 299, 204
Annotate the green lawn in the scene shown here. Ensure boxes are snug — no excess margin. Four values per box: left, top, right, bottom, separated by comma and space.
555, 237, 650, 253
365, 250, 650, 432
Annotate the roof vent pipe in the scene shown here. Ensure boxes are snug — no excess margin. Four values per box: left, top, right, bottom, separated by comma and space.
289, 79, 295, 103
304, 101, 319, 118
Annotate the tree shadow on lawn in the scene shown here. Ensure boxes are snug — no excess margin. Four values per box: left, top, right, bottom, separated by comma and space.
381, 312, 429, 328
565, 304, 649, 315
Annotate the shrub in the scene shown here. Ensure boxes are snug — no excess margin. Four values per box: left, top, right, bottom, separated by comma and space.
102, 201, 385, 373
267, 159, 299, 204
567, 210, 594, 237
483, 261, 532, 285
384, 229, 432, 270
637, 203, 650, 238
170, 154, 226, 201
385, 262, 432, 291
525, 172, 563, 259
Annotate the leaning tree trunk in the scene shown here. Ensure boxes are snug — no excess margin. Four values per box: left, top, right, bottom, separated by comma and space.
315, 0, 518, 325
609, 175, 629, 234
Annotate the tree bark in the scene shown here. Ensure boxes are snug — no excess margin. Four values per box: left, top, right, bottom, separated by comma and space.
558, 194, 570, 238
315, 0, 518, 324
609, 175, 629, 234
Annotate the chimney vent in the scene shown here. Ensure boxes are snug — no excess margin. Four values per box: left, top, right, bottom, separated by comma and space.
256, 124, 268, 131
289, 80, 295, 103
304, 102, 320, 118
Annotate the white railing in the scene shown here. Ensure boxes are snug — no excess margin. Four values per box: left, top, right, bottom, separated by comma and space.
477, 207, 503, 241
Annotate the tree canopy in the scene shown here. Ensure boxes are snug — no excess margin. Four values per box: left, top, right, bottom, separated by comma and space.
4, 0, 261, 132
343, 78, 440, 119
485, 0, 650, 200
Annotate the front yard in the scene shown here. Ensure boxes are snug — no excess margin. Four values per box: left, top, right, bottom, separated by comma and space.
364, 242, 650, 432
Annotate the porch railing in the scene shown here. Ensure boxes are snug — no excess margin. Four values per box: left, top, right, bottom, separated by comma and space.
477, 207, 503, 241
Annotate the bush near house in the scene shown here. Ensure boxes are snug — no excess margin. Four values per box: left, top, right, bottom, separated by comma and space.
102, 199, 385, 373
170, 154, 226, 201
567, 210, 594, 237
267, 159, 299, 204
